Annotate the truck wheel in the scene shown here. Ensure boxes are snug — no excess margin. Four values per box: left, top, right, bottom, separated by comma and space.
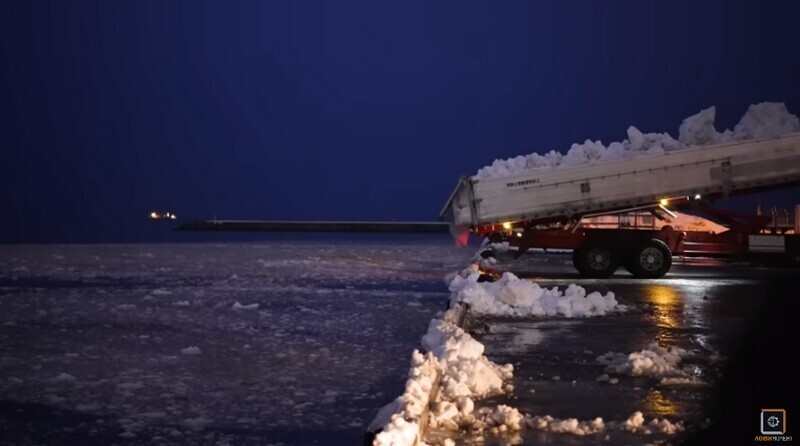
477, 273, 495, 283
487, 232, 507, 243
572, 249, 588, 275
573, 242, 620, 278
630, 239, 672, 278
479, 249, 495, 259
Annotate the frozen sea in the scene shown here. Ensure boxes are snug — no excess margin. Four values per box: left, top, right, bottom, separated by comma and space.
0, 235, 472, 445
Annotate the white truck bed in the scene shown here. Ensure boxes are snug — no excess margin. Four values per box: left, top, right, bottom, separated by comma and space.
441, 133, 800, 227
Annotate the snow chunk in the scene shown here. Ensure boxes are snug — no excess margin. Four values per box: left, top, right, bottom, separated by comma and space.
528, 415, 605, 436
679, 106, 717, 145
232, 301, 259, 311
50, 373, 77, 384
596, 342, 693, 378
616, 411, 684, 435
180, 346, 202, 355
660, 376, 707, 386
620, 411, 646, 432
733, 102, 800, 140
483, 405, 524, 431
486, 241, 513, 253
649, 417, 685, 435
373, 416, 419, 446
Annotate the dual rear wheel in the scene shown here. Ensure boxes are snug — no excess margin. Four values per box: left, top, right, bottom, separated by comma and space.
572, 238, 672, 278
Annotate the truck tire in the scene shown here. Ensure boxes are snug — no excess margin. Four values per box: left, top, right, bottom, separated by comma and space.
487, 232, 507, 243
629, 239, 672, 278
479, 249, 495, 259
573, 242, 620, 278
572, 249, 588, 275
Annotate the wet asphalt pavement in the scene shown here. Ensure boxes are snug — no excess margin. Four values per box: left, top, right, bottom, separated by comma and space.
432, 253, 797, 445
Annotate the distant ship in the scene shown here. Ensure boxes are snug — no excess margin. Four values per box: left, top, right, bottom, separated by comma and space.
149, 211, 177, 220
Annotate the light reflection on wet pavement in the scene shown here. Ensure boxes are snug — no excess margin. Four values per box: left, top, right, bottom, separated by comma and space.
429, 253, 790, 445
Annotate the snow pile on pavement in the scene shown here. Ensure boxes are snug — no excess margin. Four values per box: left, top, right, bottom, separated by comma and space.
374, 287, 683, 443
480, 405, 525, 432
422, 317, 513, 400
374, 265, 630, 444
449, 265, 626, 318
371, 350, 439, 446
372, 306, 516, 445
476, 102, 800, 179
617, 411, 685, 435
528, 411, 684, 436
528, 415, 605, 435
596, 342, 696, 379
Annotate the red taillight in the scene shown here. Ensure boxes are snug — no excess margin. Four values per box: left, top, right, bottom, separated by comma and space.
455, 230, 469, 247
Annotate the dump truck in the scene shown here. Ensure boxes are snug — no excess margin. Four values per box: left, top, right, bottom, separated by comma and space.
441, 133, 800, 278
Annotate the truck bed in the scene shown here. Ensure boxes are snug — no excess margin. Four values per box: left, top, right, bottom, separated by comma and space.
442, 133, 800, 227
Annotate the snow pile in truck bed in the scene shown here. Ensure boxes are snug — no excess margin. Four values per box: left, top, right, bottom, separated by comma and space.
475, 102, 800, 179
449, 265, 626, 318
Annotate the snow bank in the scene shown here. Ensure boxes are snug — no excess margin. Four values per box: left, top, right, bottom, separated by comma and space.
371, 350, 438, 446
372, 305, 515, 445
449, 266, 626, 318
476, 102, 800, 179
596, 342, 695, 378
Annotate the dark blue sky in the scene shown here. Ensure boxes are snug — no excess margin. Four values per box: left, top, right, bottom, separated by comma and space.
2, 1, 799, 243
